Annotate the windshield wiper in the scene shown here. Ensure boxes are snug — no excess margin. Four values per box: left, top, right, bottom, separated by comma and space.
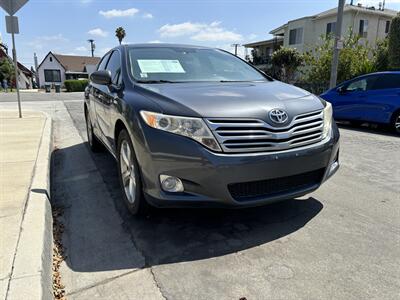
136, 80, 180, 84
219, 80, 248, 82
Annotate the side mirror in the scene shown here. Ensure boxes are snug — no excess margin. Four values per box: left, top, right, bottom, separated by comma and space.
90, 70, 111, 85
336, 86, 346, 94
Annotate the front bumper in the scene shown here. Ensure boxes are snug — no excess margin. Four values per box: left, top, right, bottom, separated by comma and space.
135, 123, 340, 208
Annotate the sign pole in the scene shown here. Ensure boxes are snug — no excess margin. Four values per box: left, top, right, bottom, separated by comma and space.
1, 0, 30, 118
11, 31, 22, 118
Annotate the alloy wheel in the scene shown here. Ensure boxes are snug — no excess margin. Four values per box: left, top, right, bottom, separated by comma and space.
120, 140, 136, 204
395, 115, 400, 134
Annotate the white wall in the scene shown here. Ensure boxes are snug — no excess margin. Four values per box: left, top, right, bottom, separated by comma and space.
37, 53, 65, 87
282, 10, 394, 53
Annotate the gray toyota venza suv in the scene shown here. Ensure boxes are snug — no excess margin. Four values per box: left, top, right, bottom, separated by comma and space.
84, 44, 340, 215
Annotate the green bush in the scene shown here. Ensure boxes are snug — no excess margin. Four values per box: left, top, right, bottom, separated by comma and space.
373, 38, 389, 71
271, 47, 304, 83
64, 79, 89, 92
302, 31, 375, 88
388, 13, 400, 69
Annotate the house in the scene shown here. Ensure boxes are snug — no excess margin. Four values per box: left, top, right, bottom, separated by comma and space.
0, 47, 34, 89
269, 3, 397, 53
37, 52, 100, 87
245, 3, 398, 65
243, 37, 283, 68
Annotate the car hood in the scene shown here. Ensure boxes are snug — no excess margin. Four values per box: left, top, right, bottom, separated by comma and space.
136, 81, 324, 124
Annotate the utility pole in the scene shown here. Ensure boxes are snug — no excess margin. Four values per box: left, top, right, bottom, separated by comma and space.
34, 52, 39, 87
329, 0, 345, 89
231, 43, 240, 56
88, 39, 95, 57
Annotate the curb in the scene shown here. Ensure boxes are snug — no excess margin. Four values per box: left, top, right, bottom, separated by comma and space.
7, 115, 53, 300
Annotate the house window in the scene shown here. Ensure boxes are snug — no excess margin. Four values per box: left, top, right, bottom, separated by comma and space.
289, 27, 303, 45
49, 57, 53, 62
359, 20, 368, 38
326, 22, 337, 35
385, 21, 391, 34
44, 69, 61, 82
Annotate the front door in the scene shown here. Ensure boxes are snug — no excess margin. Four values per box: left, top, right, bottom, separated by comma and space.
333, 75, 378, 121
94, 50, 123, 149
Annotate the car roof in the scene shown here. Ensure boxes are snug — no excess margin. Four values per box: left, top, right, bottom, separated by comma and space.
122, 43, 214, 49
338, 71, 400, 86
361, 71, 400, 76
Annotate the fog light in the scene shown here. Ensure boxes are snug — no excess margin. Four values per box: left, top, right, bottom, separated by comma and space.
160, 175, 184, 192
329, 160, 339, 175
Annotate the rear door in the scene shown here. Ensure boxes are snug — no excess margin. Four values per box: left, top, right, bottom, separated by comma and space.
332, 75, 378, 121
91, 52, 111, 140
95, 50, 123, 148
362, 74, 400, 124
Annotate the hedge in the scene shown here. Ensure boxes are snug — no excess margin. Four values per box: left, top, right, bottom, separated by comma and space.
64, 79, 89, 92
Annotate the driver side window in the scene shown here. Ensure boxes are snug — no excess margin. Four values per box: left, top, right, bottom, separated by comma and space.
345, 76, 377, 92
97, 53, 111, 71
346, 78, 367, 92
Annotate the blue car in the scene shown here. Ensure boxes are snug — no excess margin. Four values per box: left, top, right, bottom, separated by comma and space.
320, 71, 400, 134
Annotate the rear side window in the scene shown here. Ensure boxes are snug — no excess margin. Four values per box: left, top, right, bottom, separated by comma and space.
105, 51, 122, 85
97, 53, 111, 71
370, 74, 400, 90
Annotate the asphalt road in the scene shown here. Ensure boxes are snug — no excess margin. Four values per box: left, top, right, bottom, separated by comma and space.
1, 93, 399, 299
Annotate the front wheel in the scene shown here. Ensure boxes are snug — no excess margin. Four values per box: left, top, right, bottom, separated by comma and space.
117, 129, 149, 216
392, 112, 400, 135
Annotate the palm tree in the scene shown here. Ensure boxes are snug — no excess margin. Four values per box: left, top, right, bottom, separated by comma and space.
115, 27, 126, 45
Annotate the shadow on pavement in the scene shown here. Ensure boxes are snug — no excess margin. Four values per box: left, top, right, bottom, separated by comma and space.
337, 121, 399, 138
52, 141, 323, 272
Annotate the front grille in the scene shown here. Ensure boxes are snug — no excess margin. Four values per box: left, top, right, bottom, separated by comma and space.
206, 110, 324, 153
228, 168, 325, 201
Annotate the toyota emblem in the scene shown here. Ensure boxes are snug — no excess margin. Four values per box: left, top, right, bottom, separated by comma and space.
269, 109, 289, 124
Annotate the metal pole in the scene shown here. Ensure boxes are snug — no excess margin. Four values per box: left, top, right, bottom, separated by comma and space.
329, 0, 345, 89
11, 32, 22, 118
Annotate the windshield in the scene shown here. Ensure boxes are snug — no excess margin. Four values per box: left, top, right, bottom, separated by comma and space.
128, 47, 268, 83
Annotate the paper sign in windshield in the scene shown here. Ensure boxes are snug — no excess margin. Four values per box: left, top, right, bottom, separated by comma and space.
137, 60, 185, 73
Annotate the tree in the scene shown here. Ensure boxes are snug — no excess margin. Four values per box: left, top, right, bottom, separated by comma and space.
0, 57, 14, 83
115, 27, 126, 45
388, 13, 400, 69
302, 32, 374, 92
270, 47, 303, 83
373, 38, 389, 71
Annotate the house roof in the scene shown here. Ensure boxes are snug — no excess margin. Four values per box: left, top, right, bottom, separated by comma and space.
53, 54, 101, 73
243, 37, 284, 48
270, 4, 398, 34
0, 48, 33, 76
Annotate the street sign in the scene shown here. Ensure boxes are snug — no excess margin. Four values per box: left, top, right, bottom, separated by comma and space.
337, 40, 344, 50
5, 15, 19, 34
0, 0, 28, 15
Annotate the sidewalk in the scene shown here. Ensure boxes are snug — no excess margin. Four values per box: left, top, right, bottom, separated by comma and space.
0, 111, 53, 300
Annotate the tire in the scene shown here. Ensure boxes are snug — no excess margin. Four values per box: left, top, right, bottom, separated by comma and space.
85, 111, 103, 152
392, 111, 400, 135
117, 129, 149, 216
349, 120, 363, 127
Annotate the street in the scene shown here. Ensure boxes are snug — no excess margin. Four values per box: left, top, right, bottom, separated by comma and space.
1, 93, 399, 299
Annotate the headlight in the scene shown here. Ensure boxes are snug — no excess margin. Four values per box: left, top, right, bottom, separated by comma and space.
140, 111, 221, 152
322, 101, 333, 139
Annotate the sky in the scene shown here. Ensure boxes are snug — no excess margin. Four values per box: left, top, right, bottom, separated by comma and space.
1, 0, 399, 68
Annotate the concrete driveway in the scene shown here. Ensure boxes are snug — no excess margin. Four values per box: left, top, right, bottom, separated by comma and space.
1, 93, 399, 299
